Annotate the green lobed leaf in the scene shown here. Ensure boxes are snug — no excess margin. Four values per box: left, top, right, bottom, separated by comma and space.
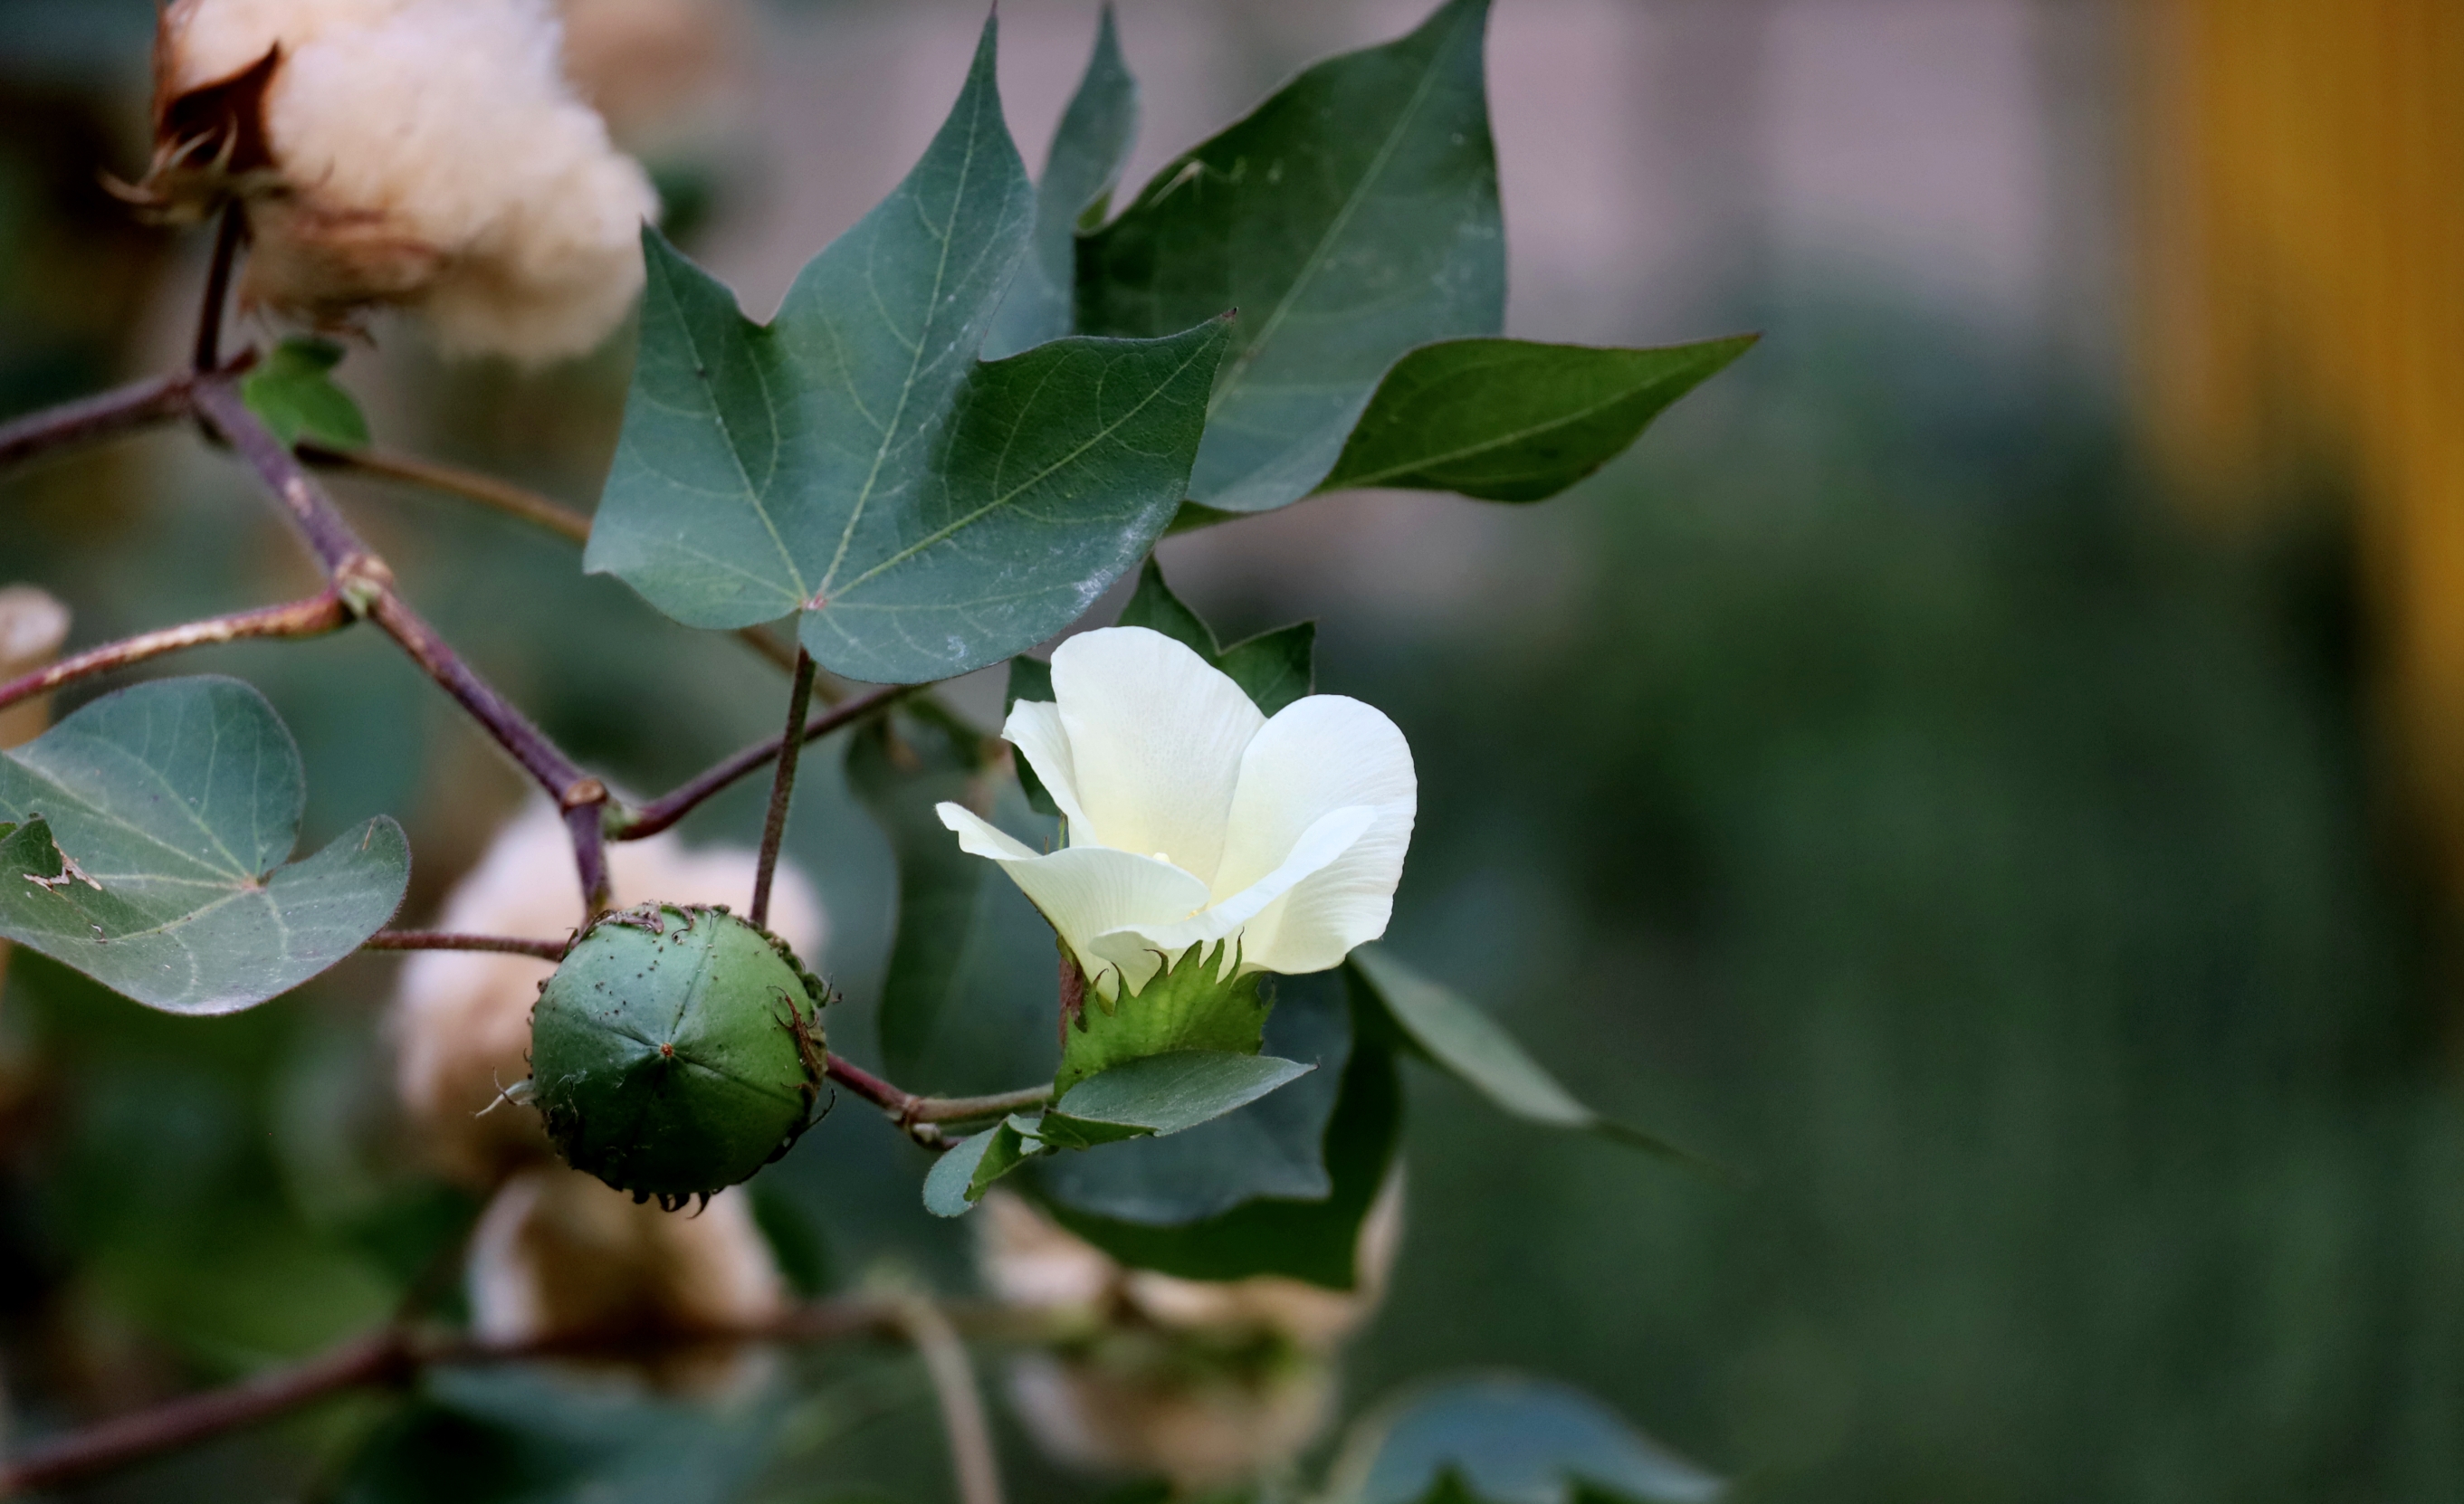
1329, 1375, 1725, 1504
1046, 1050, 1313, 1142
1077, 0, 1503, 514
1348, 947, 1691, 1159
1318, 336, 1759, 503
984, 5, 1139, 359
1039, 967, 1348, 1222
846, 708, 998, 1080
0, 677, 408, 1014
241, 337, 371, 450
1037, 969, 1402, 1287
1057, 938, 1268, 1097
587, 17, 1231, 685
1117, 557, 1317, 714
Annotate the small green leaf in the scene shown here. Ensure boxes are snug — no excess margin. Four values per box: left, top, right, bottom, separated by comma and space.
241, 337, 371, 450
1217, 622, 1316, 716
1319, 337, 1757, 502
1349, 947, 1692, 1159
1040, 968, 1348, 1222
1116, 555, 1218, 655
587, 16, 1232, 685
1038, 970, 1402, 1288
1003, 655, 1061, 818
847, 709, 998, 1080
924, 1114, 1051, 1217
985, 5, 1139, 358
1078, 0, 1502, 513
1058, 939, 1268, 1098
1117, 557, 1316, 714
1047, 1051, 1313, 1142
1329, 1375, 1725, 1504
0, 677, 408, 1014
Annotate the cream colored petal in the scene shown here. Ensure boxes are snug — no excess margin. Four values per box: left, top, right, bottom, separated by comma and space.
1001, 698, 1093, 833
1210, 696, 1416, 975
1234, 807, 1413, 975
1052, 627, 1264, 880
940, 803, 1209, 991
1089, 805, 1375, 980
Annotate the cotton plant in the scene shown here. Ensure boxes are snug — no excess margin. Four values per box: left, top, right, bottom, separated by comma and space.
0, 0, 1746, 1499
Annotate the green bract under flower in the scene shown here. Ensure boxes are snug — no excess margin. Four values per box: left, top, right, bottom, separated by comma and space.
529, 903, 826, 1206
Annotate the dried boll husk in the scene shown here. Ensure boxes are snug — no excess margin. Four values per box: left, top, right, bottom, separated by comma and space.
467, 1162, 785, 1392
388, 799, 821, 1188
135, 0, 660, 364
977, 1180, 1407, 1489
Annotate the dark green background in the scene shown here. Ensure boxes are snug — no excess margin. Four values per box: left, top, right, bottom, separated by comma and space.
0, 2, 2454, 1499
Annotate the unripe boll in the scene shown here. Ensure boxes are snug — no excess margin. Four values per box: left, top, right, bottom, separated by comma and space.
530, 903, 826, 1205
389, 800, 820, 1187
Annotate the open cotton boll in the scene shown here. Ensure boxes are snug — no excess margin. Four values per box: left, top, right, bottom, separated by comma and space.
468, 1163, 785, 1392
388, 799, 822, 1187
0, 586, 70, 752
145, 0, 659, 363
940, 627, 1417, 997
978, 1185, 1405, 1490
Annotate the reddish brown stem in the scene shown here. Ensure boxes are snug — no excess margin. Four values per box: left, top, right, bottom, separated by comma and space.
750, 648, 819, 928
0, 373, 194, 474
194, 205, 245, 373
823, 1054, 1049, 1145
300, 440, 595, 544
0, 590, 349, 715
190, 376, 614, 913
362, 931, 569, 960
0, 1296, 1017, 1498
0, 1328, 414, 1498
612, 682, 917, 841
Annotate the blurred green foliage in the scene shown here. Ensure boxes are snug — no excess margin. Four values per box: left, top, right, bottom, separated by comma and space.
0, 8, 2457, 1502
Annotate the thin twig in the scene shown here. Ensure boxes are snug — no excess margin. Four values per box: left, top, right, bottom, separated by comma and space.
188, 376, 613, 915
889, 1296, 1006, 1504
296, 442, 832, 690
822, 1054, 1049, 1147
613, 682, 916, 842
0, 1296, 1028, 1498
300, 442, 593, 544
0, 1328, 415, 1498
194, 205, 245, 373
0, 373, 194, 474
361, 931, 570, 960
0, 590, 349, 715
750, 648, 819, 928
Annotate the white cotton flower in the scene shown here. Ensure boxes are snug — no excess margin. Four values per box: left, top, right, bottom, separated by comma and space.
143, 0, 659, 363
938, 627, 1417, 998
467, 1163, 785, 1392
388, 798, 821, 1187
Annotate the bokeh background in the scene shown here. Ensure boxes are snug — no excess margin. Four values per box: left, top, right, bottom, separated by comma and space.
2, 0, 2461, 1498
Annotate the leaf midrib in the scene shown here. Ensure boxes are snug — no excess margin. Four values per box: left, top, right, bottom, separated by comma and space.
1206, 11, 1466, 420
1330, 355, 1720, 489
832, 332, 1222, 597
817, 77, 994, 603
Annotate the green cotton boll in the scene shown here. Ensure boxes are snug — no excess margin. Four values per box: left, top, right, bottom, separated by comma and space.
529, 903, 828, 1206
